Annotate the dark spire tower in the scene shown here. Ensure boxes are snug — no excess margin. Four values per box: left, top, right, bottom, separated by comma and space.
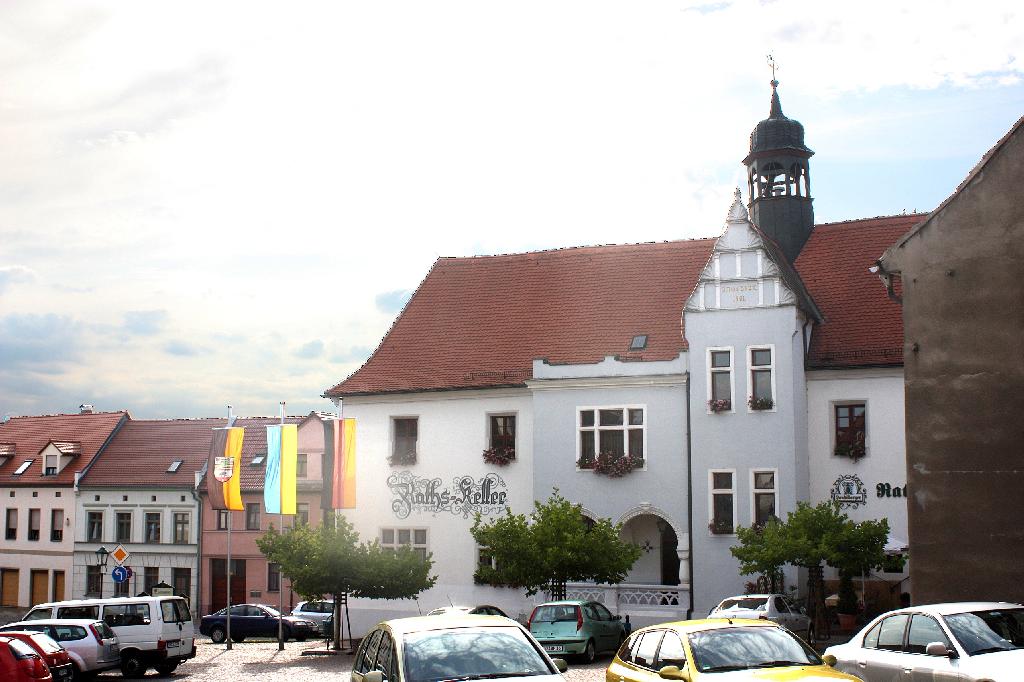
743, 78, 815, 262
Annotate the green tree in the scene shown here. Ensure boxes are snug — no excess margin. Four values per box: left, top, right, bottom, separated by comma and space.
730, 501, 888, 640
471, 489, 642, 600
730, 517, 787, 593
258, 517, 436, 650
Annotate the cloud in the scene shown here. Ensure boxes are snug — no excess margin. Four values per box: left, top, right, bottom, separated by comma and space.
294, 339, 325, 359
375, 289, 413, 314
163, 340, 204, 356
0, 313, 82, 365
122, 309, 167, 336
330, 346, 373, 364
0, 265, 36, 294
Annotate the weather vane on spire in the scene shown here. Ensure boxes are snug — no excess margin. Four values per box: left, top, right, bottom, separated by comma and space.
767, 53, 778, 86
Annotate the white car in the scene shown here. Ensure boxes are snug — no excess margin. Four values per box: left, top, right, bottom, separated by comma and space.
708, 594, 813, 641
352, 614, 567, 682
292, 600, 335, 631
825, 601, 1024, 681
1, 619, 121, 677
22, 595, 195, 677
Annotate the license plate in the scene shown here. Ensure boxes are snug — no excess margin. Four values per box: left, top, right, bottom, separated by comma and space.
56, 668, 72, 680
167, 639, 181, 648
544, 646, 564, 653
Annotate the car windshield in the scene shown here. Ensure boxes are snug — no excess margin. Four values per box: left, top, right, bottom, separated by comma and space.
688, 626, 821, 673
716, 598, 768, 611
403, 626, 552, 682
264, 606, 281, 617
943, 608, 1024, 655
530, 605, 577, 622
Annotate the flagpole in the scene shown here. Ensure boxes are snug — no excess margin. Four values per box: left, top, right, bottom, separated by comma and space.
278, 401, 285, 652
226, 405, 233, 652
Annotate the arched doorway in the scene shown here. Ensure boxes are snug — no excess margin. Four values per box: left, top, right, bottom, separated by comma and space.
619, 513, 680, 587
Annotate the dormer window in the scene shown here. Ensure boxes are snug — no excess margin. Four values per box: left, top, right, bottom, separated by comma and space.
166, 460, 183, 473
629, 335, 648, 351
43, 453, 59, 476
14, 460, 33, 476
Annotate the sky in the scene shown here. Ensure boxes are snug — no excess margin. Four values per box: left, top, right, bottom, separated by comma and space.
1, 0, 1022, 420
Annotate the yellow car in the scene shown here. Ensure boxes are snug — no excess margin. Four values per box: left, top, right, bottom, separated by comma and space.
606, 619, 858, 681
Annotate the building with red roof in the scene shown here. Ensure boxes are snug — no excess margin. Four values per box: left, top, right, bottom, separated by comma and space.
0, 408, 127, 609
321, 81, 925, 632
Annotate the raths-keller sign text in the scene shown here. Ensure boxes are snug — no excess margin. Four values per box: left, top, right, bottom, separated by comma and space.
388, 472, 508, 519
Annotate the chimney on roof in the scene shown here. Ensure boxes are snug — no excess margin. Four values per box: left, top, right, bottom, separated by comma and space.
79, 404, 94, 414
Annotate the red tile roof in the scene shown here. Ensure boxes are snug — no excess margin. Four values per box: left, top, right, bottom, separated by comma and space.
326, 215, 920, 396
81, 418, 226, 488
0, 412, 128, 486
84, 416, 308, 491
795, 214, 924, 368
326, 240, 716, 397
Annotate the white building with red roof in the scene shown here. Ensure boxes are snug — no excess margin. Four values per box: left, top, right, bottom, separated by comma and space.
324, 82, 915, 629
0, 408, 128, 610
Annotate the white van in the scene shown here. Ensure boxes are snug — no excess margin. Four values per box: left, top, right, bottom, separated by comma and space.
23, 596, 196, 677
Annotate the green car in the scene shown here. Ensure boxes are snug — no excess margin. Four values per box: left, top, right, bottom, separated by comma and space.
527, 600, 628, 663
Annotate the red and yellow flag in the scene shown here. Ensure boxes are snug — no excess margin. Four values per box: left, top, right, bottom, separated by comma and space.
322, 418, 356, 509
208, 426, 244, 511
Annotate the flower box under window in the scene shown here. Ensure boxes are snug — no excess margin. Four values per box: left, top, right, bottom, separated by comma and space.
708, 399, 731, 413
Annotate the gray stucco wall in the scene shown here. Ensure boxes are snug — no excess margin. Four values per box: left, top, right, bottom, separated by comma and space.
880, 120, 1024, 605
686, 304, 808, 615
530, 377, 689, 579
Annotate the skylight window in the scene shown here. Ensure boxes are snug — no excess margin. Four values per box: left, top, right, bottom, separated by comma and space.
13, 460, 33, 476
629, 335, 648, 351
166, 460, 183, 473
251, 455, 265, 466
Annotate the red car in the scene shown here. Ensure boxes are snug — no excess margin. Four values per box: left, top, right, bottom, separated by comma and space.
1, 632, 73, 682
0, 635, 53, 681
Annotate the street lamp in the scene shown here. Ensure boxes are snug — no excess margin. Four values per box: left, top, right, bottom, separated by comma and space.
95, 546, 110, 571
94, 546, 110, 599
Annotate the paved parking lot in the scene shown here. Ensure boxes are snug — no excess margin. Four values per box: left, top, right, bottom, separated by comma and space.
94, 639, 610, 681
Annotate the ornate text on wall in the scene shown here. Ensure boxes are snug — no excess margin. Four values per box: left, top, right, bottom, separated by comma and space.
387, 472, 509, 520
876, 482, 907, 498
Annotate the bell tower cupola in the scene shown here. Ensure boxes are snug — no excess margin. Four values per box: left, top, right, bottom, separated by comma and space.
743, 78, 815, 263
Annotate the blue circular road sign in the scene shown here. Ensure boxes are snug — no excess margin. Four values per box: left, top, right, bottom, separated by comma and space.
111, 566, 129, 584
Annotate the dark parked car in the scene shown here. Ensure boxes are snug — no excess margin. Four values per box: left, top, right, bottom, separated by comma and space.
199, 604, 320, 643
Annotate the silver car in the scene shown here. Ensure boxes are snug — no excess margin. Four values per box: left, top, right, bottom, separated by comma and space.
1, 619, 121, 677
709, 594, 813, 641
292, 599, 335, 633
825, 601, 1024, 681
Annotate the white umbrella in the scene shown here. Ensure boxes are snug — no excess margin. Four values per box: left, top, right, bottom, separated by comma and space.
884, 533, 909, 556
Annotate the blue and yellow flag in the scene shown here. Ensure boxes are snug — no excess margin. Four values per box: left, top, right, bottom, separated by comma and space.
264, 424, 297, 515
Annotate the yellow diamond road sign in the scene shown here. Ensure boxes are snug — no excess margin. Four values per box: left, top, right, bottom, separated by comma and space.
111, 545, 130, 565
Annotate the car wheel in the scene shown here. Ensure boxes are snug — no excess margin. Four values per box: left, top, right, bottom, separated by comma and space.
281, 628, 291, 643
120, 652, 147, 679
296, 635, 307, 642
71, 662, 95, 681
155, 661, 179, 676
581, 639, 596, 663
210, 626, 227, 643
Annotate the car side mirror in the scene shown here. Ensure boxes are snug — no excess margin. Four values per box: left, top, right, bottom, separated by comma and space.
551, 658, 568, 673
364, 671, 384, 682
822, 654, 837, 667
657, 665, 690, 681
925, 642, 956, 658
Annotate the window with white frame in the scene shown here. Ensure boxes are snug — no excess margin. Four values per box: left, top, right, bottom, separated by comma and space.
577, 406, 645, 469
476, 545, 498, 573
381, 528, 428, 560
747, 346, 775, 410
708, 470, 736, 534
751, 470, 777, 526
44, 453, 59, 476
707, 348, 733, 412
